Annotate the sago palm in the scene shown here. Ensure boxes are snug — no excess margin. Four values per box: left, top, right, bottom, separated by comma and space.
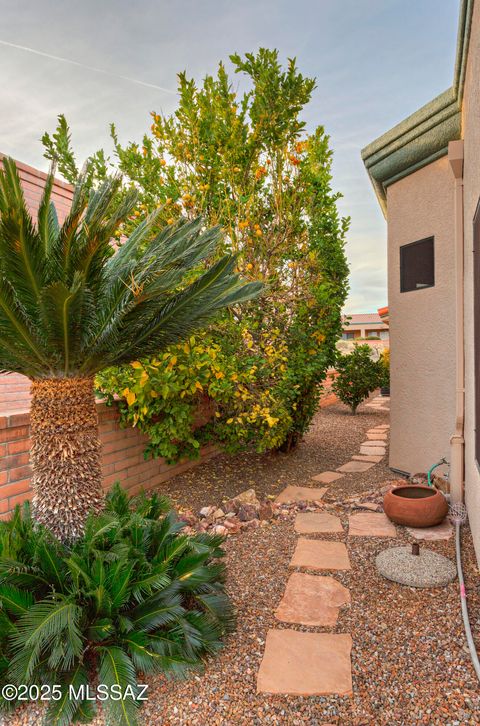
0, 485, 234, 725
0, 158, 261, 541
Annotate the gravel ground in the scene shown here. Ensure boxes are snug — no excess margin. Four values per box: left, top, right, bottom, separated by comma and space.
5, 394, 480, 725
161, 394, 394, 510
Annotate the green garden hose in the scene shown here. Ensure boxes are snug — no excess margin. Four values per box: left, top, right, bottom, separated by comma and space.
427, 457, 448, 487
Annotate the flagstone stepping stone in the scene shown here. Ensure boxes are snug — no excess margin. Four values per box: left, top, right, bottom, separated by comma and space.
312, 471, 344, 484
349, 511, 396, 537
337, 460, 375, 473
257, 630, 352, 695
367, 428, 388, 434
275, 485, 327, 504
361, 440, 387, 447
407, 520, 453, 540
366, 433, 387, 440
295, 511, 343, 534
275, 573, 350, 626
352, 454, 384, 463
290, 538, 351, 570
360, 445, 385, 456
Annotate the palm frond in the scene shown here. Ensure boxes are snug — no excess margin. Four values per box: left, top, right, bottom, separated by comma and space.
0, 160, 261, 377
97, 646, 139, 726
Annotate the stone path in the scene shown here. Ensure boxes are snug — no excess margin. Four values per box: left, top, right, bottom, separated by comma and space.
258, 394, 395, 697
275, 573, 350, 626
295, 511, 343, 534
275, 484, 327, 504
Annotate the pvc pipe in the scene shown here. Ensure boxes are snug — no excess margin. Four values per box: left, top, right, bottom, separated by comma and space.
448, 140, 465, 505
455, 523, 480, 682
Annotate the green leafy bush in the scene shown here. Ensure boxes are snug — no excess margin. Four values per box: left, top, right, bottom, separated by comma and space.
44, 48, 349, 459
379, 348, 390, 388
332, 344, 384, 414
0, 485, 233, 725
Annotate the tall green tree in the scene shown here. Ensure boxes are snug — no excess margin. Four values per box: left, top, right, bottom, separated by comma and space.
44, 48, 349, 454
0, 159, 260, 540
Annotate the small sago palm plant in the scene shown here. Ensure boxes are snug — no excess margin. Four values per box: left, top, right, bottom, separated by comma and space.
0, 159, 261, 541
0, 485, 234, 725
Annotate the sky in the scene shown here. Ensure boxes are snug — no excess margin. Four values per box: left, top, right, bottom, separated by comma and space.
0, 0, 460, 313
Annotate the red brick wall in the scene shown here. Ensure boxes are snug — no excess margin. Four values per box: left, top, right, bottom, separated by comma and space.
0, 154, 73, 224
0, 403, 217, 519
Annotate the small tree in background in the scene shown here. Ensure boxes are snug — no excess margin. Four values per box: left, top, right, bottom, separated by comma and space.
332, 344, 384, 414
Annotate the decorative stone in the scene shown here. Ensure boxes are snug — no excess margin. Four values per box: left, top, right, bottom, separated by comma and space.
290, 539, 351, 570
275, 573, 350, 626
360, 446, 385, 456
212, 508, 225, 519
275, 485, 327, 504
224, 488, 260, 511
257, 630, 352, 695
337, 460, 375, 473
361, 440, 387, 447
199, 506, 215, 518
349, 512, 396, 537
366, 433, 387, 440
376, 546, 456, 588
295, 511, 343, 534
355, 502, 380, 511
407, 520, 453, 541
312, 471, 344, 484
237, 504, 259, 521
258, 501, 274, 520
352, 454, 384, 463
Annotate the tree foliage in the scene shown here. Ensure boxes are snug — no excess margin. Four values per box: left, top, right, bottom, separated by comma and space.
332, 344, 384, 414
0, 159, 260, 378
44, 48, 349, 455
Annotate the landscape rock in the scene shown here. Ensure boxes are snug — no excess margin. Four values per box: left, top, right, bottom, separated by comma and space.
199, 505, 215, 518
178, 509, 197, 526
258, 501, 274, 520
232, 488, 260, 506
237, 503, 260, 522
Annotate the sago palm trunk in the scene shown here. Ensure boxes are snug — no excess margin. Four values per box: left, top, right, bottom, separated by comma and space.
30, 377, 105, 541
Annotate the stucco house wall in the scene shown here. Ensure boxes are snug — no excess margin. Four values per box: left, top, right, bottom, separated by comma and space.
362, 0, 480, 561
386, 158, 456, 475
461, 0, 480, 560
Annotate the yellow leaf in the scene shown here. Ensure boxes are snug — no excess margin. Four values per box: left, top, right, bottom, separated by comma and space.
131, 361, 142, 369
226, 418, 234, 424
195, 381, 204, 391
125, 390, 136, 406
140, 371, 149, 387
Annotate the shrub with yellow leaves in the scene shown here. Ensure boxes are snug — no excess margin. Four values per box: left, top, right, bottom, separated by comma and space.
47, 48, 349, 459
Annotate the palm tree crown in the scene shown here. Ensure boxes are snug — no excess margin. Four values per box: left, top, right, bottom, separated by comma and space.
0, 158, 262, 378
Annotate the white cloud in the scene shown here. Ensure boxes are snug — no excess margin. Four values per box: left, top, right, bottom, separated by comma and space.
0, 0, 459, 312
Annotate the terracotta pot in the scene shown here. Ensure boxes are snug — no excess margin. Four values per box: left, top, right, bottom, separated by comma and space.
383, 485, 448, 528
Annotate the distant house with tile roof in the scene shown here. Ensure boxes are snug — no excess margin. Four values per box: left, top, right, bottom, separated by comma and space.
341, 311, 389, 343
